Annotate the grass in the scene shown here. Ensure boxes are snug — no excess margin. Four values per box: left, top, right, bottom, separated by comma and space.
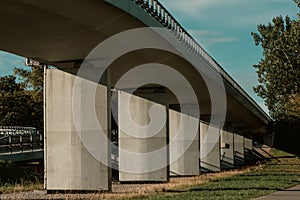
129, 149, 300, 200
0, 161, 43, 193
0, 148, 299, 199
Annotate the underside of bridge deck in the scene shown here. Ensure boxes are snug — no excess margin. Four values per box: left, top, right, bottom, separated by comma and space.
0, 0, 270, 192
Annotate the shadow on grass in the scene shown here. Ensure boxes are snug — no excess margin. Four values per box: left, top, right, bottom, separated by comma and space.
0, 161, 43, 185
164, 180, 300, 194
267, 163, 299, 165
164, 187, 284, 194
272, 155, 298, 159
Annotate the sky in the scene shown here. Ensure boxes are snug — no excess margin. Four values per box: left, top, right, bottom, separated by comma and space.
0, 0, 299, 114
159, 0, 299, 113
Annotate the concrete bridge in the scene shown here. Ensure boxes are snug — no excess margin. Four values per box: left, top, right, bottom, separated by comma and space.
0, 0, 271, 192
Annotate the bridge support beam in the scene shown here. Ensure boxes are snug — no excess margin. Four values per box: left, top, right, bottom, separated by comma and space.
234, 133, 245, 166
200, 122, 221, 172
220, 124, 234, 169
45, 69, 111, 191
118, 91, 169, 182
169, 109, 200, 176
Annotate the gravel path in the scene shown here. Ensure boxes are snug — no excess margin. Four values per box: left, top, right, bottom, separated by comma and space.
0, 182, 172, 200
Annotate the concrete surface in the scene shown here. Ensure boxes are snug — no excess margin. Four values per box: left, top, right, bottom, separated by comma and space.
169, 109, 200, 176
244, 137, 253, 163
234, 133, 245, 166
45, 69, 110, 191
255, 185, 300, 200
200, 122, 221, 172
220, 126, 234, 169
0, 150, 43, 163
118, 91, 168, 182
0, 0, 271, 136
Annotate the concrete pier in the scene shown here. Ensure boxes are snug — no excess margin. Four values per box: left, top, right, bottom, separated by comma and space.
200, 122, 221, 172
234, 133, 245, 166
118, 91, 168, 182
244, 137, 253, 163
169, 109, 200, 176
45, 69, 111, 191
220, 126, 234, 169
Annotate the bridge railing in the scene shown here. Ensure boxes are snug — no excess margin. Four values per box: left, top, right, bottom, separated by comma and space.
0, 126, 37, 135
0, 127, 43, 154
130, 0, 268, 120
132, 0, 231, 73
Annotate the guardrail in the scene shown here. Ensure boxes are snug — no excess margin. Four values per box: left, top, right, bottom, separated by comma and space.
131, 0, 270, 121
0, 126, 38, 135
0, 127, 43, 154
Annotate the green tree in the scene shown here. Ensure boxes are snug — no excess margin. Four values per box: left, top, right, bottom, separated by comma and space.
251, 0, 300, 121
14, 66, 44, 130
0, 66, 44, 130
0, 75, 33, 126
14, 66, 43, 101
0, 75, 22, 94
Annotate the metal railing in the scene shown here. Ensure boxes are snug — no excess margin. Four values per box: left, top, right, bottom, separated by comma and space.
130, 0, 270, 121
0, 126, 43, 154
0, 126, 38, 136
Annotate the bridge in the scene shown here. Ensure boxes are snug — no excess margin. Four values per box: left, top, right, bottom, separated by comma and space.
0, 0, 271, 192
0, 127, 43, 163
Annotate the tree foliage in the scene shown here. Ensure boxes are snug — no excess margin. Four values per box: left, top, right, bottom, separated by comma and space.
251, 0, 300, 121
0, 66, 43, 130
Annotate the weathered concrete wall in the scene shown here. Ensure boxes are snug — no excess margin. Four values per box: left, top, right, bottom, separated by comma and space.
234, 134, 245, 166
118, 91, 168, 182
220, 127, 234, 169
244, 137, 253, 163
45, 69, 110, 191
200, 122, 220, 172
169, 109, 199, 176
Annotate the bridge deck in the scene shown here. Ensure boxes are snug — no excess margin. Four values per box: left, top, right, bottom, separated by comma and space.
0, 149, 44, 163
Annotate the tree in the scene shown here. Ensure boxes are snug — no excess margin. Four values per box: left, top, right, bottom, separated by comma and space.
0, 66, 44, 130
0, 75, 33, 126
14, 66, 44, 130
0, 75, 22, 94
251, 0, 300, 122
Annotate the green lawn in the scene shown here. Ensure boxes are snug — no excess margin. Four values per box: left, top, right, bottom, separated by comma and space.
130, 149, 300, 200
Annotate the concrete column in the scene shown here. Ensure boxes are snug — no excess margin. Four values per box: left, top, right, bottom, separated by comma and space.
118, 91, 168, 182
169, 109, 200, 176
244, 137, 253, 163
45, 69, 111, 191
220, 125, 234, 169
200, 122, 220, 172
234, 133, 245, 166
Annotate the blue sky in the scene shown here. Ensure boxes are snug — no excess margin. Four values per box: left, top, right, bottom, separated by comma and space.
0, 51, 25, 76
0, 0, 298, 114
160, 0, 299, 113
